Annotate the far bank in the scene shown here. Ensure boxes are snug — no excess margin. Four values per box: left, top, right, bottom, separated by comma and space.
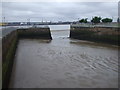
70, 24, 120, 46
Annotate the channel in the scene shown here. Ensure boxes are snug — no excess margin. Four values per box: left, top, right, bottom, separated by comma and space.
9, 25, 118, 88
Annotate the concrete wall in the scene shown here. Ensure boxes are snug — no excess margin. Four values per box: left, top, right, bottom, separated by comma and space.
2, 27, 52, 88
17, 27, 52, 39
2, 31, 18, 88
70, 26, 120, 45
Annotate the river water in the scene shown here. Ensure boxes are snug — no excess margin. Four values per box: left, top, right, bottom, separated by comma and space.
9, 25, 118, 88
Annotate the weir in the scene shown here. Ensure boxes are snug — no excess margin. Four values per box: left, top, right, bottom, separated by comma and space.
9, 27, 118, 88
2, 25, 119, 88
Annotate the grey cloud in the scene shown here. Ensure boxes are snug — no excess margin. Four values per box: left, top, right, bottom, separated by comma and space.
2, 2, 118, 22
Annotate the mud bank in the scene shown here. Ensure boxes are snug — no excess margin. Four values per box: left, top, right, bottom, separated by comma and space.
2, 27, 52, 88
70, 26, 120, 45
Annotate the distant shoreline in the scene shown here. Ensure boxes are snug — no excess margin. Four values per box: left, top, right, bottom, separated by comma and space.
50, 29, 69, 31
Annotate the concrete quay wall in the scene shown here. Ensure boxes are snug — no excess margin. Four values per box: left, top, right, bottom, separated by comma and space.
70, 26, 120, 45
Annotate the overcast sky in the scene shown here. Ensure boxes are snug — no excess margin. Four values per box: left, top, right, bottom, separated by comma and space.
2, 2, 118, 22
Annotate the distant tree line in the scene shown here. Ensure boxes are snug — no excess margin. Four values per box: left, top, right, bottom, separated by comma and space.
79, 16, 113, 24
79, 18, 88, 23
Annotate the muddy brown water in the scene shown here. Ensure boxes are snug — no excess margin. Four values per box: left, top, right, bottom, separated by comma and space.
9, 30, 118, 88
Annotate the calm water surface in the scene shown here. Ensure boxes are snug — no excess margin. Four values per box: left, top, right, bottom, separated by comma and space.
9, 25, 118, 88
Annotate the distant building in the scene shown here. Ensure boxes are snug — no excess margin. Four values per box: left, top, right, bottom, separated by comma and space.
20, 22, 27, 25
0, 23, 7, 26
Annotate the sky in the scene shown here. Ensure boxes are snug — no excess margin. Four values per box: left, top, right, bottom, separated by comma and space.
1, 1, 119, 22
